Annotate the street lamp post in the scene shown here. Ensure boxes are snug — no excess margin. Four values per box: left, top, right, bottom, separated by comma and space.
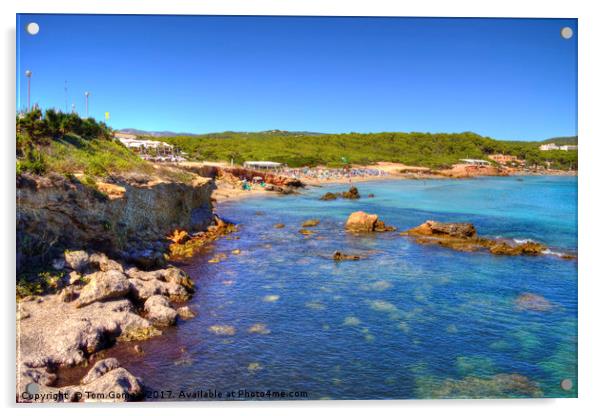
25, 70, 32, 112
84, 91, 90, 118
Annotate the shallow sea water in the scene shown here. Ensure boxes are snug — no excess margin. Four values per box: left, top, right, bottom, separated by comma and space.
117, 176, 577, 400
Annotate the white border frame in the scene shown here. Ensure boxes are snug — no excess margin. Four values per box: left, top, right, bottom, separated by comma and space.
2, 1, 601, 415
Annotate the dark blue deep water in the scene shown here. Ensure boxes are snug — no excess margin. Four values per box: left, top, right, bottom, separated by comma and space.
119, 176, 577, 400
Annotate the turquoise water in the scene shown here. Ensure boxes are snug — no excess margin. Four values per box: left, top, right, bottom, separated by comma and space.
119, 176, 577, 400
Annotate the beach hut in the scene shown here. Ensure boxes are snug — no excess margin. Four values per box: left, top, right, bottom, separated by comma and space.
243, 161, 283, 170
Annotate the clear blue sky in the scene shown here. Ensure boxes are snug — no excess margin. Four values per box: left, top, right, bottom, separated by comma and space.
17, 15, 577, 141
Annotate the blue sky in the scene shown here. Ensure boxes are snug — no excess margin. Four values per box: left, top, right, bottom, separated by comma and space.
17, 15, 577, 140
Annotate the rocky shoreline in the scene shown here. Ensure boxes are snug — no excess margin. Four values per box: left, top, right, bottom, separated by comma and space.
15, 168, 233, 402
16, 248, 201, 402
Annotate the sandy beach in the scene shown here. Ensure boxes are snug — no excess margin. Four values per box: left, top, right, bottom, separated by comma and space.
208, 160, 577, 202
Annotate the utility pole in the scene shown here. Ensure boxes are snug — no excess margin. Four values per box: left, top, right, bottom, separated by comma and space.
84, 91, 90, 118
64, 80, 69, 113
25, 70, 32, 112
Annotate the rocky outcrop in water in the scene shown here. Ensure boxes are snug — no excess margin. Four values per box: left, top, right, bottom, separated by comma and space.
16, 251, 195, 402
320, 192, 338, 201
341, 186, 360, 199
332, 251, 361, 261
320, 186, 361, 201
167, 214, 238, 259
345, 211, 396, 232
401, 220, 549, 256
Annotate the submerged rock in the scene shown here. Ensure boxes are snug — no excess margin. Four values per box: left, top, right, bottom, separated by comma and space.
420, 373, 543, 399
177, 306, 196, 320
515, 293, 553, 312
248, 323, 271, 335
263, 294, 280, 302
208, 325, 236, 336
302, 219, 321, 227
402, 220, 549, 257
332, 251, 361, 261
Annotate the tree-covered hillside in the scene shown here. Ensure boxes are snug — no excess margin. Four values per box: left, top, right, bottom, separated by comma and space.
160, 131, 577, 170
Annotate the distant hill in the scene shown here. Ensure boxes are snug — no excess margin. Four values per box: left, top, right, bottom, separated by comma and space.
118, 128, 201, 137
541, 136, 578, 145
162, 130, 577, 170
119, 128, 326, 138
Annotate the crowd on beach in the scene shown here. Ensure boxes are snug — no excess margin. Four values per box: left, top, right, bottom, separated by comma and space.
272, 167, 388, 181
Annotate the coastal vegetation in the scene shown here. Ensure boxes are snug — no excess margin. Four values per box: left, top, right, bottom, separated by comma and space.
16, 109, 148, 177
161, 131, 578, 170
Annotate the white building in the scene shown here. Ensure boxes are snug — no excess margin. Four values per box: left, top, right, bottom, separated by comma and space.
539, 143, 578, 151
243, 161, 283, 170
459, 159, 491, 166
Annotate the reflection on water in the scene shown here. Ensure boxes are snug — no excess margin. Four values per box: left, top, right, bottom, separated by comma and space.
115, 176, 577, 400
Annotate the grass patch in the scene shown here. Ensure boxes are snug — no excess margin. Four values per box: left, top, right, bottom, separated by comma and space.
44, 134, 154, 177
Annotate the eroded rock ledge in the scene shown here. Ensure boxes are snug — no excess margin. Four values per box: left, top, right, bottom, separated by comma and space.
16, 172, 215, 273
400, 220, 562, 257
17, 250, 196, 402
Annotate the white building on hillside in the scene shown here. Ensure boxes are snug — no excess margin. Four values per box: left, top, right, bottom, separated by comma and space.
539, 143, 578, 151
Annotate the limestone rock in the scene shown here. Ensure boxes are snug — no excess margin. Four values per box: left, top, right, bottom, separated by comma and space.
78, 367, 143, 402
402, 220, 548, 257
75, 270, 131, 308
64, 250, 90, 272
81, 358, 121, 384
406, 220, 477, 238
89, 252, 124, 273
144, 295, 178, 326
345, 211, 379, 232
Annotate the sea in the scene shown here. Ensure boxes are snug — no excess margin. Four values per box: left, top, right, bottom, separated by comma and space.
116, 176, 578, 400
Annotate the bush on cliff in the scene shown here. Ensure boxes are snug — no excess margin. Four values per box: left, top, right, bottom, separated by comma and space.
16, 110, 155, 178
